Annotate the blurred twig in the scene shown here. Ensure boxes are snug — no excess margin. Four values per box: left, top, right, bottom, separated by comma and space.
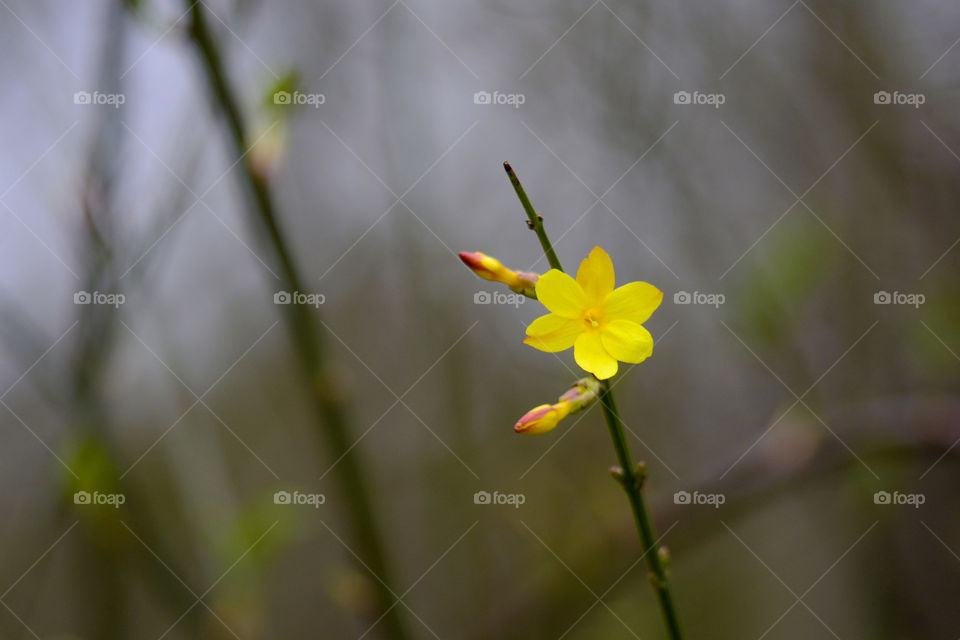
182, 4, 412, 639
0, 3, 214, 637
61, 2, 210, 635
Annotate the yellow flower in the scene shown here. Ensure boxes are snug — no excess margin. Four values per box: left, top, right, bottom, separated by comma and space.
524, 246, 662, 380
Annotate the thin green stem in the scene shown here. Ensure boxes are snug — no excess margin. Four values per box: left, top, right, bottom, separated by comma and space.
503, 162, 563, 271
598, 380, 684, 640
185, 6, 411, 640
505, 164, 684, 640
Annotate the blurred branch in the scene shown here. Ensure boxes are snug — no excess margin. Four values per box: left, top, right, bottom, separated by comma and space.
0, 3, 216, 638
182, 4, 412, 639
64, 3, 210, 636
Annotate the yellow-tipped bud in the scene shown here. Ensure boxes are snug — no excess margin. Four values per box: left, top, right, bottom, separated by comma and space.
458, 251, 538, 298
514, 402, 572, 435
513, 377, 600, 435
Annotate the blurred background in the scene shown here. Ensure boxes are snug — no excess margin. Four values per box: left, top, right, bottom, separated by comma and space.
1, 0, 959, 638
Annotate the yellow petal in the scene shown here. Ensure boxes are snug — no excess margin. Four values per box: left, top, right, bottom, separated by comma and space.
574, 331, 618, 379
576, 246, 615, 303
535, 269, 587, 319
524, 313, 582, 352
601, 319, 654, 363
602, 282, 663, 325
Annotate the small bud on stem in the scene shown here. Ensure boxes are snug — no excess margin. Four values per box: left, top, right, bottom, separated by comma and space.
658, 546, 671, 568
514, 377, 601, 435
633, 461, 648, 490
458, 251, 538, 298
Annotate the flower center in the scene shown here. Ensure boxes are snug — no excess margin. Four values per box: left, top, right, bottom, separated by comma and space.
583, 308, 603, 329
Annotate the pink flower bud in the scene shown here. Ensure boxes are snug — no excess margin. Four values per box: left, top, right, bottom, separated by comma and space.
459, 251, 538, 298
514, 403, 570, 435
513, 378, 599, 436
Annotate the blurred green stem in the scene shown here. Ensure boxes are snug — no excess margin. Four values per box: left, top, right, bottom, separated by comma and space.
505, 163, 684, 640
184, 5, 411, 640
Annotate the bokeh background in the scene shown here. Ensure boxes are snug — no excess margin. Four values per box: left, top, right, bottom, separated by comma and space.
1, 0, 959, 638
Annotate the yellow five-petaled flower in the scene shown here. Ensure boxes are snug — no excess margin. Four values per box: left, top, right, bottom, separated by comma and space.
524, 246, 662, 380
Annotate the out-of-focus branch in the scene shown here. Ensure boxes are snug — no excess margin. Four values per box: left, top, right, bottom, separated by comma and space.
0, 3, 215, 638
183, 4, 411, 639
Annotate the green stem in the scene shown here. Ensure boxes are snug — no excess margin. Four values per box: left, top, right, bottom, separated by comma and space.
598, 380, 684, 640
505, 164, 684, 640
185, 6, 411, 640
503, 162, 563, 271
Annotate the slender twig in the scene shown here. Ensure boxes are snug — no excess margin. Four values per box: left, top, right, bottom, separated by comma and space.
505, 164, 684, 640
184, 5, 411, 640
504, 163, 563, 271
598, 381, 684, 640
